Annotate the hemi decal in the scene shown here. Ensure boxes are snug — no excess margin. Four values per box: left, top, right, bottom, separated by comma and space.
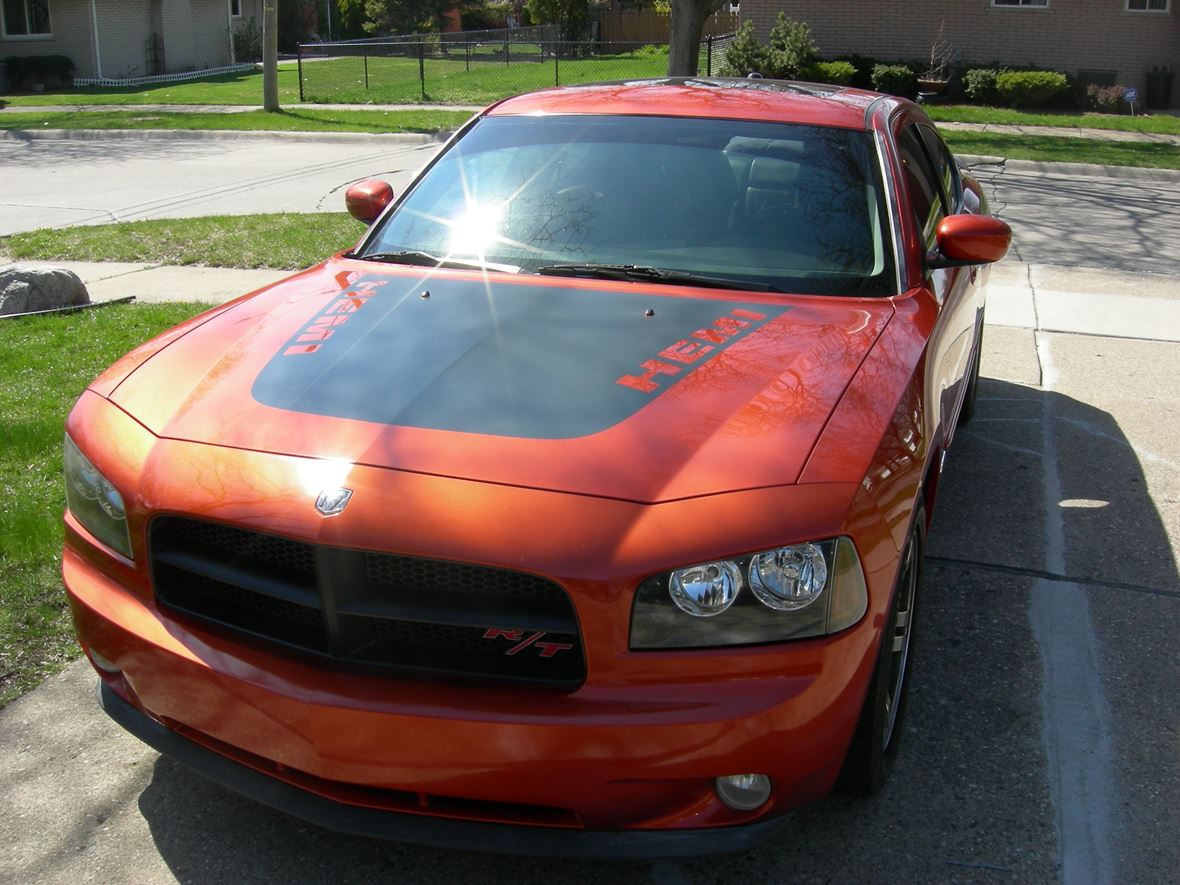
282, 278, 387, 357
617, 307, 770, 394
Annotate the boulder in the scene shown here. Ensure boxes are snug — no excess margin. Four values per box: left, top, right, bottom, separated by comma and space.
0, 266, 91, 316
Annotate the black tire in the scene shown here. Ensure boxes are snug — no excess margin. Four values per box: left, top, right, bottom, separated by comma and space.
838, 510, 924, 795
958, 315, 984, 426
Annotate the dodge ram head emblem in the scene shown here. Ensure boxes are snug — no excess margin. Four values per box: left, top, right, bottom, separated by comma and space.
315, 488, 353, 516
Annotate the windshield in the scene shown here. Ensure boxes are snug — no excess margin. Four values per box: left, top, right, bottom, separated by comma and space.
363, 114, 896, 297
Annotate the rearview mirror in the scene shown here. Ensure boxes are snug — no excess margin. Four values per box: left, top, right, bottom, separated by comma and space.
928, 214, 1012, 268
345, 179, 395, 224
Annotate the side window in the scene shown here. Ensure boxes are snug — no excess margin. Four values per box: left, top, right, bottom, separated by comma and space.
896, 125, 946, 242
918, 124, 960, 211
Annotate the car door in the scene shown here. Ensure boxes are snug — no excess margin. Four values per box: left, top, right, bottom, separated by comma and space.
894, 118, 976, 449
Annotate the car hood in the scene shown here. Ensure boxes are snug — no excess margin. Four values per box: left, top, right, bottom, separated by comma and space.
107, 259, 893, 503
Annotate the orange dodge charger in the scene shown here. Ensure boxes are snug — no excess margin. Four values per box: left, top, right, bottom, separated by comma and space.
62, 78, 1010, 856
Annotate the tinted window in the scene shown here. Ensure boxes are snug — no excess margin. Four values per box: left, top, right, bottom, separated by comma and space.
896, 125, 945, 241
366, 115, 897, 297
918, 124, 959, 211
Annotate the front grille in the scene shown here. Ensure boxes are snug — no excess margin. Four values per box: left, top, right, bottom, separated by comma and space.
150, 516, 585, 687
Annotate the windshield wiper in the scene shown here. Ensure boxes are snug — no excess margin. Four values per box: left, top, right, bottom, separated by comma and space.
535, 264, 780, 293
353, 250, 521, 273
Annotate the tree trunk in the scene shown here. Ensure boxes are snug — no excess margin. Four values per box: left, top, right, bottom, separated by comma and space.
667, 0, 723, 78
263, 0, 279, 112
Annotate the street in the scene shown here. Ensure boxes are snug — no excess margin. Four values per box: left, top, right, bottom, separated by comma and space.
0, 132, 444, 235
4, 133, 1180, 277
1, 133, 1179, 883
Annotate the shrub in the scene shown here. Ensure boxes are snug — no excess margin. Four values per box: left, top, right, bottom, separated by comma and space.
962, 68, 1000, 104
764, 13, 816, 80
718, 22, 769, 78
5, 55, 75, 89
834, 53, 877, 89
232, 18, 263, 62
460, 1, 513, 31
807, 60, 856, 86
995, 69, 1068, 107
1087, 84, 1131, 115
871, 63, 917, 97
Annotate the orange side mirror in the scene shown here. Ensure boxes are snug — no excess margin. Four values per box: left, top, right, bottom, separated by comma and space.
930, 214, 1012, 267
345, 179, 395, 224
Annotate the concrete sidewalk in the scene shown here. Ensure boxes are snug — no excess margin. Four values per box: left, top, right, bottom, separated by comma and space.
3, 256, 1178, 342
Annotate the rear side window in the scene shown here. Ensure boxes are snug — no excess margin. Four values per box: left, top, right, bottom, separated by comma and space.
896, 125, 946, 242
918, 124, 960, 212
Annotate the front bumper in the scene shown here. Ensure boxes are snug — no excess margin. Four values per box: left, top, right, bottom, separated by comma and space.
98, 678, 791, 858
66, 532, 885, 851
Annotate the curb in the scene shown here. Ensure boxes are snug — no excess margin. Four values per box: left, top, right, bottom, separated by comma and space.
0, 128, 454, 146
955, 153, 1180, 182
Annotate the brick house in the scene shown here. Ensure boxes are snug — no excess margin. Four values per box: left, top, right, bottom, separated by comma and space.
739, 0, 1179, 101
1, 0, 255, 81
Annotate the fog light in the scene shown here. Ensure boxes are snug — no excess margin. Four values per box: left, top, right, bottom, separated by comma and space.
715, 773, 772, 811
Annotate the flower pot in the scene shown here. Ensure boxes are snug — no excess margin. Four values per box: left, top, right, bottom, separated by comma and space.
917, 78, 948, 94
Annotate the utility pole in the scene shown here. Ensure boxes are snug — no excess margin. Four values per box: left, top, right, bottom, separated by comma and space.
263, 0, 279, 112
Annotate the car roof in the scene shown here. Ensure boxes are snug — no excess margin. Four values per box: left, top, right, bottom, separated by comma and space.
486, 78, 887, 130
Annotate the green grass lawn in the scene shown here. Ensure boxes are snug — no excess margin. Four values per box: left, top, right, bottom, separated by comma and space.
924, 103, 1180, 136
0, 46, 685, 107
298, 50, 675, 104
1, 66, 302, 106
0, 107, 472, 134
942, 131, 1180, 170
1, 214, 363, 269
0, 303, 207, 707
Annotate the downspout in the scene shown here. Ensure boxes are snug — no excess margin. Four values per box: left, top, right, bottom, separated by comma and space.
89, 0, 103, 79
227, 0, 235, 64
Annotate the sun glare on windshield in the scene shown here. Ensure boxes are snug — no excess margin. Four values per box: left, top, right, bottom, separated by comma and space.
448, 204, 504, 259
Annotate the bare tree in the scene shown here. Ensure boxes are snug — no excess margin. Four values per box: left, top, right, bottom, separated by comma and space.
667, 0, 726, 77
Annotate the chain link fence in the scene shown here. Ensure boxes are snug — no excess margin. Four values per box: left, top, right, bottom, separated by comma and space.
296, 33, 735, 105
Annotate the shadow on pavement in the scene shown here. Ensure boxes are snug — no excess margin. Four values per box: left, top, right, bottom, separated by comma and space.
135, 377, 1178, 883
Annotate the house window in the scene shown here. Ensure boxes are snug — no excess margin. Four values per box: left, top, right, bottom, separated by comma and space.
230, 0, 242, 17
992, 0, 1049, 7
1125, 0, 1168, 10
1, 0, 51, 36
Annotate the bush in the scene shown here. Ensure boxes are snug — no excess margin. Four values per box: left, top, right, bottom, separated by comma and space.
871, 63, 917, 97
460, 1, 512, 30
962, 68, 1000, 104
995, 69, 1068, 108
764, 13, 816, 80
807, 60, 856, 86
5, 55, 75, 89
1087, 84, 1131, 115
232, 18, 262, 62
718, 22, 769, 78
834, 54, 877, 89
526, 0, 589, 40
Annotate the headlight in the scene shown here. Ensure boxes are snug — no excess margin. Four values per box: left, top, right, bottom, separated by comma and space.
630, 538, 866, 649
669, 561, 742, 617
63, 435, 133, 559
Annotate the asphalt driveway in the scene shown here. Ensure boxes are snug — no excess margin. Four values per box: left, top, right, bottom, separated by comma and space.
2, 259, 1179, 883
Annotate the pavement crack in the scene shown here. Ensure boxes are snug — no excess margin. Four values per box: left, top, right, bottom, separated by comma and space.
928, 555, 1180, 600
